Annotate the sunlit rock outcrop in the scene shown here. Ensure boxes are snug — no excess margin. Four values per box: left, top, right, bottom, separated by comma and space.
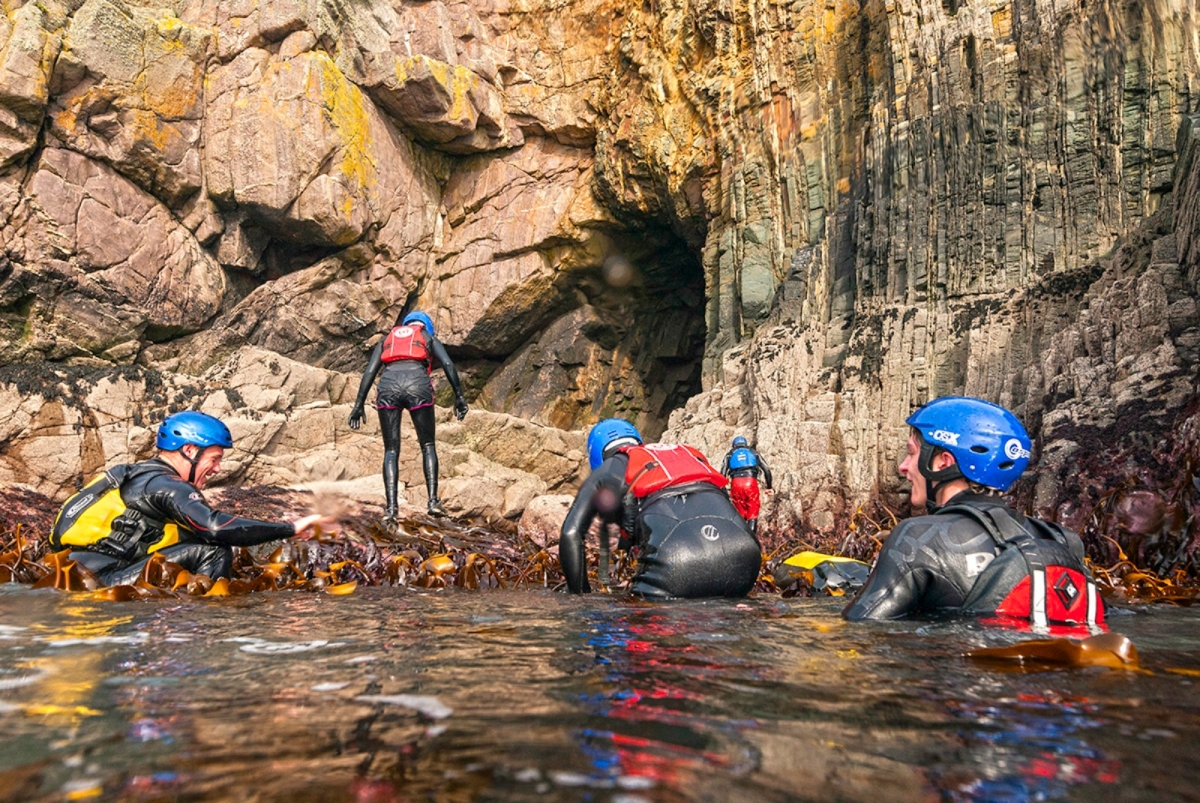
0, 0, 1196, 531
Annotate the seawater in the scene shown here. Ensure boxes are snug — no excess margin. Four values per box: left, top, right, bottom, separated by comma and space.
1, 585, 1198, 801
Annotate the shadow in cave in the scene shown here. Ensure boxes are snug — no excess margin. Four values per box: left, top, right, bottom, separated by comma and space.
464, 224, 705, 440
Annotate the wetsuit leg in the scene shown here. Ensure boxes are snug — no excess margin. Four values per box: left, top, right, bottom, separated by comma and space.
379, 406, 403, 517
409, 405, 439, 505
93, 543, 234, 586
631, 489, 762, 599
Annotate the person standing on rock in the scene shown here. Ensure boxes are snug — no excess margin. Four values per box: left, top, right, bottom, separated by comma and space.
559, 419, 762, 598
842, 396, 1104, 628
720, 436, 773, 535
51, 412, 331, 587
348, 310, 468, 519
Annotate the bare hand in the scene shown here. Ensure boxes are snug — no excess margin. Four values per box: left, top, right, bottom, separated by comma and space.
348, 406, 365, 430
293, 514, 339, 539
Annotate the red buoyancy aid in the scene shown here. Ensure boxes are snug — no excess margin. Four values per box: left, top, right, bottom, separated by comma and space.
621, 443, 728, 498
994, 566, 1105, 627
381, 324, 429, 364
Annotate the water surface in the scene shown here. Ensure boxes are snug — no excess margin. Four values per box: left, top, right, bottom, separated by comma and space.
1, 586, 1198, 801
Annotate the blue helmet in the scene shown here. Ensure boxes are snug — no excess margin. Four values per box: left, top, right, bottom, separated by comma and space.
732, 436, 748, 448
156, 411, 233, 452
906, 396, 1031, 492
402, 311, 435, 337
587, 418, 643, 469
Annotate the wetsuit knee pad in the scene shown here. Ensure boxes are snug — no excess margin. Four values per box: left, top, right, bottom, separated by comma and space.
631, 491, 761, 599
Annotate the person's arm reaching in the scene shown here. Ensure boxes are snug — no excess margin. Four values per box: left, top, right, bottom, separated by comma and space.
720, 451, 732, 478
429, 336, 468, 420
348, 343, 385, 429
559, 457, 628, 593
147, 478, 323, 547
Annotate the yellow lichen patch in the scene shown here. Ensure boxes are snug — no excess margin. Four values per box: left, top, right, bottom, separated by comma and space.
126, 108, 173, 152
315, 53, 376, 194
446, 64, 478, 124
137, 65, 202, 121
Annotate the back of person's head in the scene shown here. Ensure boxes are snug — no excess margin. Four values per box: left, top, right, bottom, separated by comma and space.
156, 411, 233, 453
587, 418, 643, 469
906, 396, 1031, 492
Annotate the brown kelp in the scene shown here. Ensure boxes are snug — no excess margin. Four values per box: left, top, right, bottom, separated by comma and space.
966, 633, 1141, 671
3, 480, 1200, 602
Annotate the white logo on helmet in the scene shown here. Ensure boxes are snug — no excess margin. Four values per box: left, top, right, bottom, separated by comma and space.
929, 429, 960, 446
1004, 439, 1031, 460
701, 524, 720, 541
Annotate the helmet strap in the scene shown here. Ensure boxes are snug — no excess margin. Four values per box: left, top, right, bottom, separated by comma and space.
183, 445, 202, 484
917, 439, 963, 512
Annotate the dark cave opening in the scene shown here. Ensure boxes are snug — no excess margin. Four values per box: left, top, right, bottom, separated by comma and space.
450, 224, 706, 439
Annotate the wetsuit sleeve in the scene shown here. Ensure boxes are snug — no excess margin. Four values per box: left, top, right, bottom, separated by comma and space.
352, 342, 385, 409
559, 456, 628, 594
145, 476, 295, 547
841, 521, 933, 621
756, 451, 773, 489
720, 451, 732, 478
429, 336, 465, 400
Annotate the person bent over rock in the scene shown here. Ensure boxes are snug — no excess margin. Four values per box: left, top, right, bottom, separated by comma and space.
842, 396, 1104, 629
348, 310, 468, 519
52, 412, 330, 587
559, 419, 762, 599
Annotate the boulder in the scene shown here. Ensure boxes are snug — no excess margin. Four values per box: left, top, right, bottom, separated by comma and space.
50, 0, 209, 207
517, 494, 574, 548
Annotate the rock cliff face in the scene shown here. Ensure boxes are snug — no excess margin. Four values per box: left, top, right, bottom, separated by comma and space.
0, 0, 1196, 531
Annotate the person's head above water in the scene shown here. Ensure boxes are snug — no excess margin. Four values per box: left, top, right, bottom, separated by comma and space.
732, 436, 748, 448
156, 411, 234, 489
899, 396, 1031, 508
400, 310, 435, 337
587, 418, 643, 469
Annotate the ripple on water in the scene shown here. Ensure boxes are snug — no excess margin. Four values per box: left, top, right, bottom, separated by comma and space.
0, 590, 1197, 800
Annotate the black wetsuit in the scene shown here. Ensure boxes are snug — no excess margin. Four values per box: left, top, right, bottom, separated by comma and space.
351, 333, 466, 513
842, 493, 1098, 622
68, 458, 294, 585
560, 453, 762, 599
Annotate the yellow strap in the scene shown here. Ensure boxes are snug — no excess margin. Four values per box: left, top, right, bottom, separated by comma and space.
147, 523, 180, 553
782, 551, 868, 570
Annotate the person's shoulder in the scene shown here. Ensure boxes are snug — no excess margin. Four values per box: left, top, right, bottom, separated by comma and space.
882, 512, 962, 549
138, 462, 189, 492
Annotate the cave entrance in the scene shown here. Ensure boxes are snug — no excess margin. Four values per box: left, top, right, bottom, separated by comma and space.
470, 222, 705, 440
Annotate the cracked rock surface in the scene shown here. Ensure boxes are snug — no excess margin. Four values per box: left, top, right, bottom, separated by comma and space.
0, 0, 1196, 530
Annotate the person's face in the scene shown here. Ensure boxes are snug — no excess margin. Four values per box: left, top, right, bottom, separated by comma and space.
898, 432, 928, 507
184, 445, 225, 489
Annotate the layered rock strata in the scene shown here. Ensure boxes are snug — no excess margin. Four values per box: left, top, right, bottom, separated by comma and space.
0, 0, 1195, 534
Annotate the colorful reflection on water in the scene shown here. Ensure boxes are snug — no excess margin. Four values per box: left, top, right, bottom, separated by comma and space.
0, 586, 1197, 801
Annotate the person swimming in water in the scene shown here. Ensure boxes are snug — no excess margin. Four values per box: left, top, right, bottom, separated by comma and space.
842, 396, 1104, 628
348, 311, 468, 519
559, 419, 762, 598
